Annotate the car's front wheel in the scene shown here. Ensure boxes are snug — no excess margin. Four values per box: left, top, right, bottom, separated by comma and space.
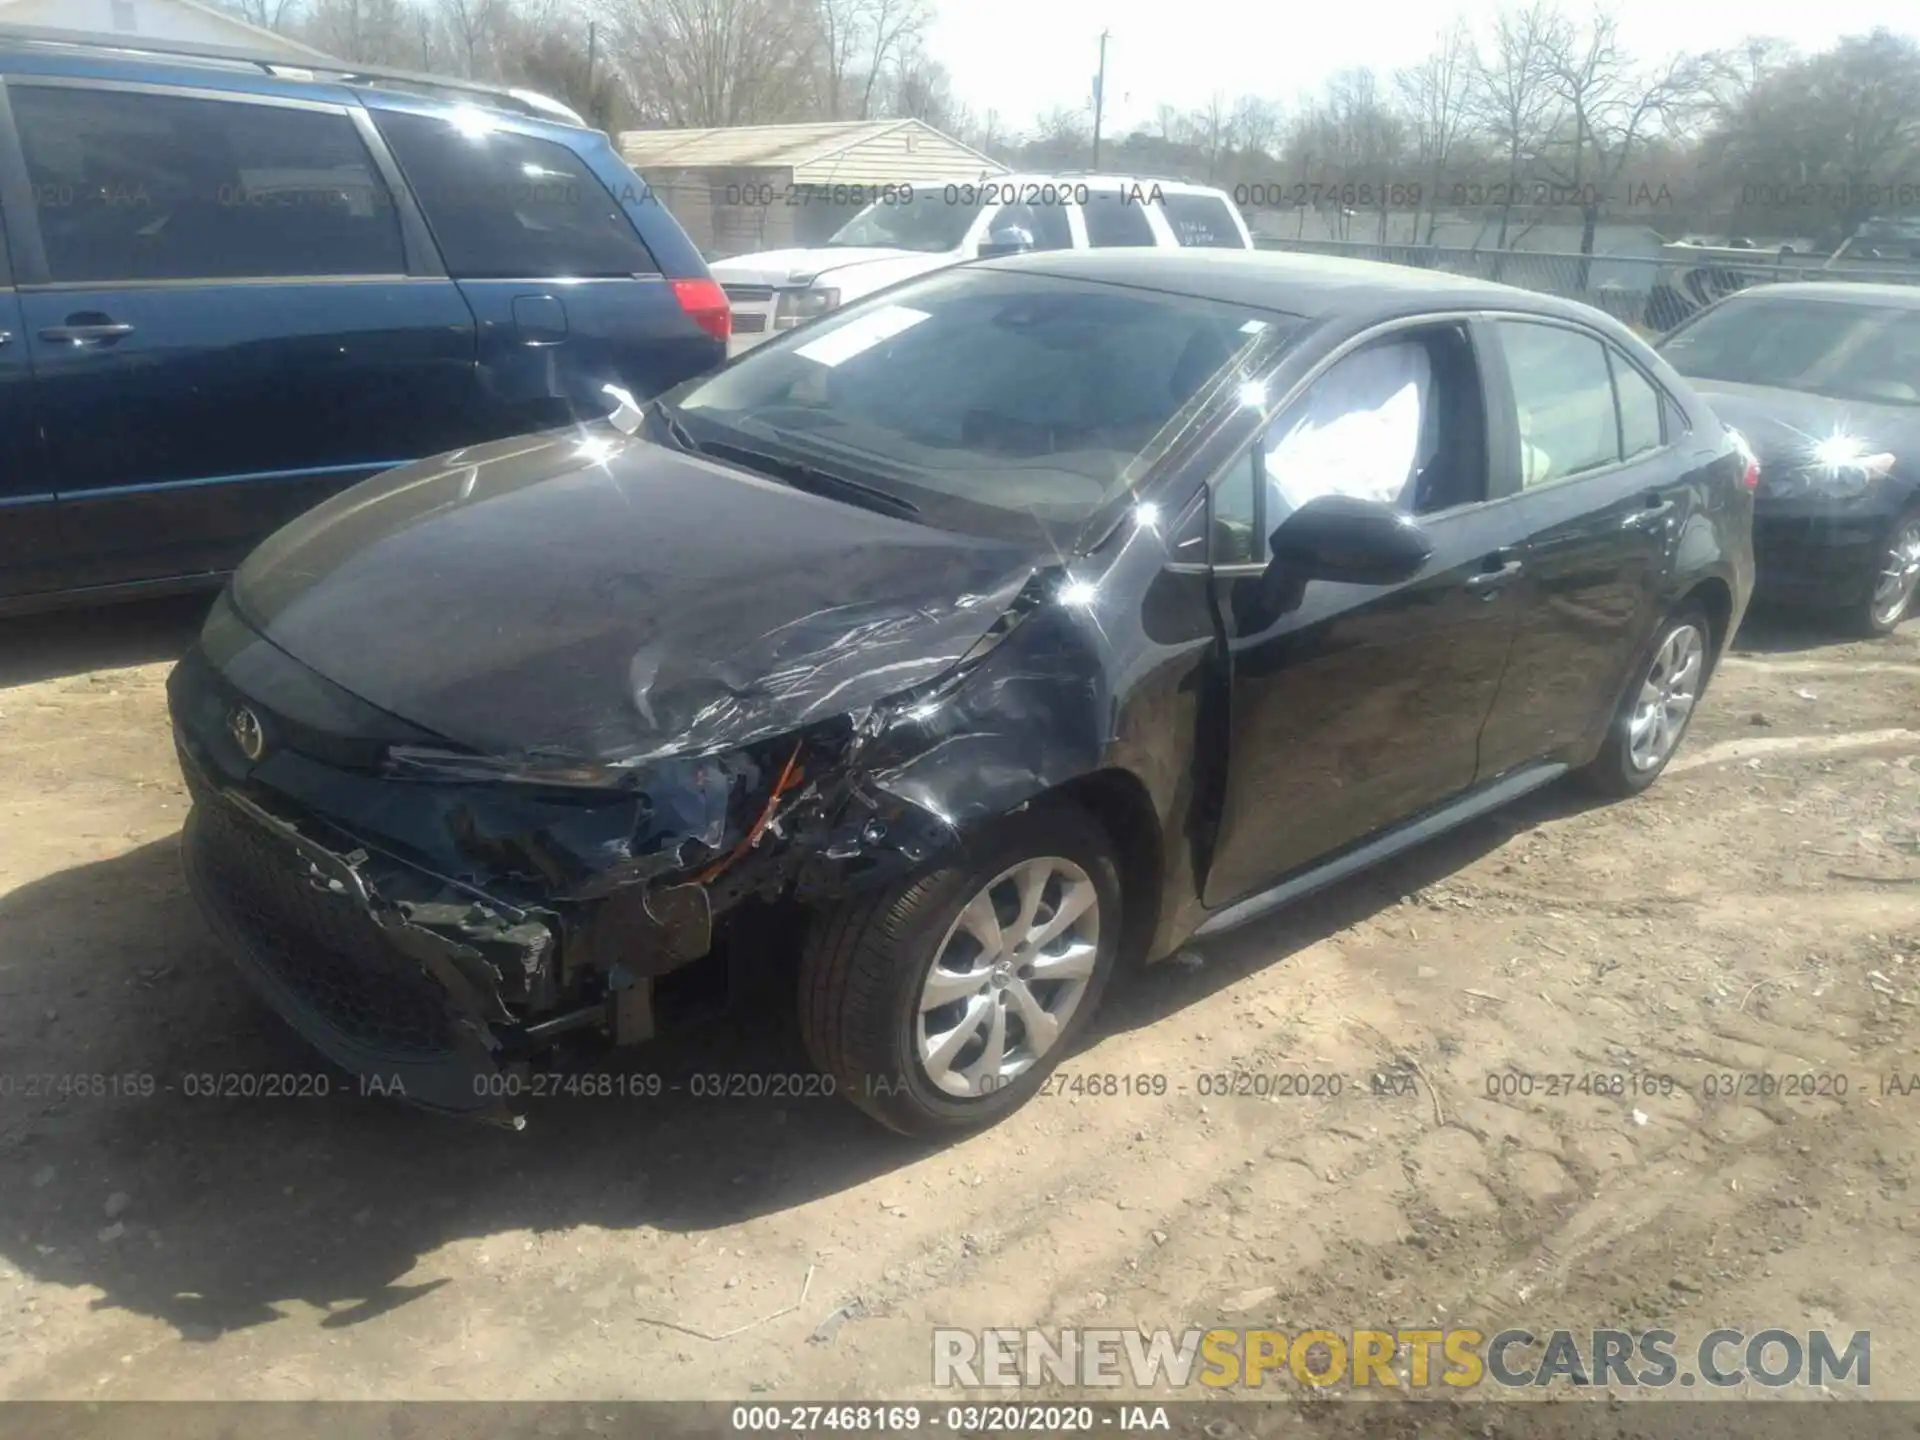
798, 805, 1121, 1137
1856, 508, 1920, 637
1577, 601, 1712, 797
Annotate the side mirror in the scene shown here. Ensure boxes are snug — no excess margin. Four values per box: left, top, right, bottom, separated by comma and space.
978, 225, 1035, 259
1268, 494, 1433, 587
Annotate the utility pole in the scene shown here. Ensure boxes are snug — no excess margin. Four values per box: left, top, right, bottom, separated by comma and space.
1091, 30, 1109, 170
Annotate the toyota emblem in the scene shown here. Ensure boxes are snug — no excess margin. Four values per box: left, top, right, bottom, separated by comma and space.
227, 706, 266, 762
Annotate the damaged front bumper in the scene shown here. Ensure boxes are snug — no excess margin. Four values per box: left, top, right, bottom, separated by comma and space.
175, 731, 956, 1128
169, 693, 969, 1131
178, 761, 568, 1126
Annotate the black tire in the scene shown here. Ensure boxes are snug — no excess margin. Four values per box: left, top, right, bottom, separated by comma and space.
798, 804, 1122, 1138
1850, 507, 1920, 638
1576, 601, 1713, 799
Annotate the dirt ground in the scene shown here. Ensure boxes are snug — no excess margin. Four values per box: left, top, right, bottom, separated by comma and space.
2, 595, 1919, 1413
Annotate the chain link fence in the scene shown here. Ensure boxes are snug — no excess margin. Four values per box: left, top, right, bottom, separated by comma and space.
1253, 237, 1920, 336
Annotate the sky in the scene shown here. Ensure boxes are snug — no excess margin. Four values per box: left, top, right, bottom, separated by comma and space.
927, 0, 1909, 139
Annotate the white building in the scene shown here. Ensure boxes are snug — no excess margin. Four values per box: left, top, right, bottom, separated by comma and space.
0, 0, 334, 62
622, 119, 1006, 257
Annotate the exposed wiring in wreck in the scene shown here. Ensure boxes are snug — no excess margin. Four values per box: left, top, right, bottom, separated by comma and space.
693, 739, 806, 885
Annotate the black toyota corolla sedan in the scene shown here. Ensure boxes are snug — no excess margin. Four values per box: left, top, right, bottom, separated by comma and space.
168, 249, 1754, 1137
1658, 282, 1920, 634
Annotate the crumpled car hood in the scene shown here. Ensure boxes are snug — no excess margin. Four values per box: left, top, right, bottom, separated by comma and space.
230, 427, 1044, 765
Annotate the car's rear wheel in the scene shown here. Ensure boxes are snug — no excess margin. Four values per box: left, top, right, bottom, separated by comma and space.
1577, 602, 1712, 798
1856, 509, 1920, 637
798, 805, 1121, 1137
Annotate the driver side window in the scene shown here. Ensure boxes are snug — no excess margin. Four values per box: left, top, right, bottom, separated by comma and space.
1210, 324, 1485, 566
1262, 338, 1434, 526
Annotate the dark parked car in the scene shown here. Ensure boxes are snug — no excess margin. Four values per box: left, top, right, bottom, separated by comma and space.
0, 26, 727, 614
169, 250, 1754, 1137
1658, 283, 1920, 634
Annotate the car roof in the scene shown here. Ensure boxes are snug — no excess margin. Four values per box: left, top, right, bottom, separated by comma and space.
0, 22, 587, 128
976, 247, 1599, 322
1712, 281, 1920, 311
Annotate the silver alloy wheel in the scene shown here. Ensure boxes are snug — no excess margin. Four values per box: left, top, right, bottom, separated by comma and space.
1627, 621, 1705, 772
1870, 519, 1920, 629
915, 855, 1100, 1098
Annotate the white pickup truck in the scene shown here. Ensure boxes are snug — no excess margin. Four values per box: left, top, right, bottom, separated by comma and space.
710, 173, 1253, 354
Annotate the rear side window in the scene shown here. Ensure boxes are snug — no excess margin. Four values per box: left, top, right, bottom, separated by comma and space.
12, 85, 403, 283
375, 110, 657, 278
1160, 192, 1244, 249
1081, 190, 1156, 247
1611, 351, 1664, 459
1492, 321, 1621, 486
985, 200, 1071, 252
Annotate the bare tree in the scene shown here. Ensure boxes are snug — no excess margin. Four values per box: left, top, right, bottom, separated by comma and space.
1304, 68, 1407, 239
222, 0, 305, 29
812, 0, 931, 120
883, 47, 956, 129
1024, 105, 1093, 169
1539, 7, 1709, 276
604, 0, 824, 128
972, 107, 1005, 158
818, 0, 863, 119
496, 3, 631, 127
1700, 35, 1798, 122
1396, 18, 1476, 242
856, 0, 931, 119
1470, 1, 1563, 248
438, 0, 508, 79
1230, 96, 1282, 166
302, 0, 415, 65
1190, 91, 1234, 182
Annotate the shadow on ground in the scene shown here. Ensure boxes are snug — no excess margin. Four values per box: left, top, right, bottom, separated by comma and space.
0, 594, 213, 690
1729, 602, 1887, 657
0, 774, 1593, 1344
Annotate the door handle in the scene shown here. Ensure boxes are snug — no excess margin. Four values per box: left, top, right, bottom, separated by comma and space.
0, 331, 11, 347
1465, 557, 1524, 596
1622, 497, 1676, 530
39, 322, 135, 344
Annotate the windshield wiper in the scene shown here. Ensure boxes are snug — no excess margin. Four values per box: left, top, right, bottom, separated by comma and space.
647, 398, 702, 454
697, 437, 921, 518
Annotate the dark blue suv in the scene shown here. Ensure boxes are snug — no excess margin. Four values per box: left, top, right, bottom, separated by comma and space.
0, 26, 728, 613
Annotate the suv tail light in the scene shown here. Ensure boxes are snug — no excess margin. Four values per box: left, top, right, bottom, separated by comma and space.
671, 278, 732, 342
1727, 426, 1761, 490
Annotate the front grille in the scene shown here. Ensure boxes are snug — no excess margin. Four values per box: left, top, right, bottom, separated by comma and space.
722, 284, 774, 303
733, 313, 767, 333
186, 799, 456, 1059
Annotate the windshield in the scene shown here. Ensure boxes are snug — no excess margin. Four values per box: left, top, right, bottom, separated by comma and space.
670, 268, 1300, 543
826, 190, 987, 252
1660, 296, 1920, 407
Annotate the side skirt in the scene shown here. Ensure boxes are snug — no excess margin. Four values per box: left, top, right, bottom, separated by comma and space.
1190, 761, 1567, 942
0, 570, 226, 619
